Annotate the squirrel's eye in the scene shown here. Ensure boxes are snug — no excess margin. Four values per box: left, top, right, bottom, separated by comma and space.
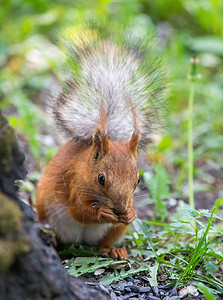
137, 177, 140, 184
98, 173, 105, 186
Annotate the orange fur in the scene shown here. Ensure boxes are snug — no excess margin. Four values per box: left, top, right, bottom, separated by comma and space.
36, 136, 139, 259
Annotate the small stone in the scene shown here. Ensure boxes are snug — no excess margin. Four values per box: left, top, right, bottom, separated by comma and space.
129, 285, 140, 292
142, 276, 150, 282
115, 283, 125, 294
121, 294, 131, 300
111, 284, 118, 289
158, 285, 168, 289
126, 276, 134, 282
133, 279, 141, 285
163, 297, 170, 300
169, 297, 180, 300
152, 286, 159, 296
124, 287, 131, 293
139, 286, 151, 293
159, 290, 165, 296
122, 292, 138, 300
114, 290, 121, 296
94, 268, 105, 275
110, 292, 117, 300
170, 288, 178, 296
148, 296, 161, 300
98, 284, 110, 294
118, 283, 125, 288
168, 198, 177, 206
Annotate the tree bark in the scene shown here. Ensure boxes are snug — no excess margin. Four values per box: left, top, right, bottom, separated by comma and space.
0, 112, 110, 300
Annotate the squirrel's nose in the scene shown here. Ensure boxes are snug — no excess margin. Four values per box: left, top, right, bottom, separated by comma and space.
114, 195, 128, 214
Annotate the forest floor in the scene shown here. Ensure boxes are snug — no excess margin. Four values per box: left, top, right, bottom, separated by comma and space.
17, 135, 223, 300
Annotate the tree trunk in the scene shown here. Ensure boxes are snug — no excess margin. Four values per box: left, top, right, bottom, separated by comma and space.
0, 112, 110, 300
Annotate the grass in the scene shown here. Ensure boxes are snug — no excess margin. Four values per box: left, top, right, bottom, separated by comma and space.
59, 197, 223, 296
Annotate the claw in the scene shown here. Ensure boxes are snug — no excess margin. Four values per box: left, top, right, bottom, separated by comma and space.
102, 246, 128, 260
118, 208, 137, 225
98, 205, 119, 223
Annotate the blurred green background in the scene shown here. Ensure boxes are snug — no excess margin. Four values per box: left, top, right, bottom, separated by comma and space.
0, 0, 223, 196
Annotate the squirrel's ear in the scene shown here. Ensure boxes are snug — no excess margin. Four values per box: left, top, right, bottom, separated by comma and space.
129, 132, 139, 158
92, 129, 110, 159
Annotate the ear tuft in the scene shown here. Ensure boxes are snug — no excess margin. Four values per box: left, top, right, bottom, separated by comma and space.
92, 129, 109, 159
129, 132, 139, 158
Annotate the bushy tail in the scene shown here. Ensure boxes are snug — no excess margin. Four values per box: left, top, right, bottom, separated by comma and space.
51, 28, 169, 149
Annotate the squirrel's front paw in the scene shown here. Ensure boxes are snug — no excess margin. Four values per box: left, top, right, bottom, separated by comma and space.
118, 208, 137, 225
98, 205, 119, 224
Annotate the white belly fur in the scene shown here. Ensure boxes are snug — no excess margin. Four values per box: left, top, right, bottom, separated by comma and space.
48, 204, 112, 245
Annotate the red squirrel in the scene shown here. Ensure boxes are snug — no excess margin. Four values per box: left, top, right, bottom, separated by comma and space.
36, 33, 167, 259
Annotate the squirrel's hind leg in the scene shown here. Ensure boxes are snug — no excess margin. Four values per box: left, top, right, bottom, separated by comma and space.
99, 224, 128, 259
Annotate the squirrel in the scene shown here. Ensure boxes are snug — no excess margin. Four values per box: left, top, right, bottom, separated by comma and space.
36, 31, 168, 259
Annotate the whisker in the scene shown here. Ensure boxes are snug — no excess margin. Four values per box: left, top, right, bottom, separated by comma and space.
74, 222, 84, 245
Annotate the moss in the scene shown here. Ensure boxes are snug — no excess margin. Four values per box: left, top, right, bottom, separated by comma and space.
0, 194, 30, 272
0, 193, 22, 237
0, 240, 17, 272
0, 238, 30, 272
0, 114, 8, 129
0, 123, 15, 169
